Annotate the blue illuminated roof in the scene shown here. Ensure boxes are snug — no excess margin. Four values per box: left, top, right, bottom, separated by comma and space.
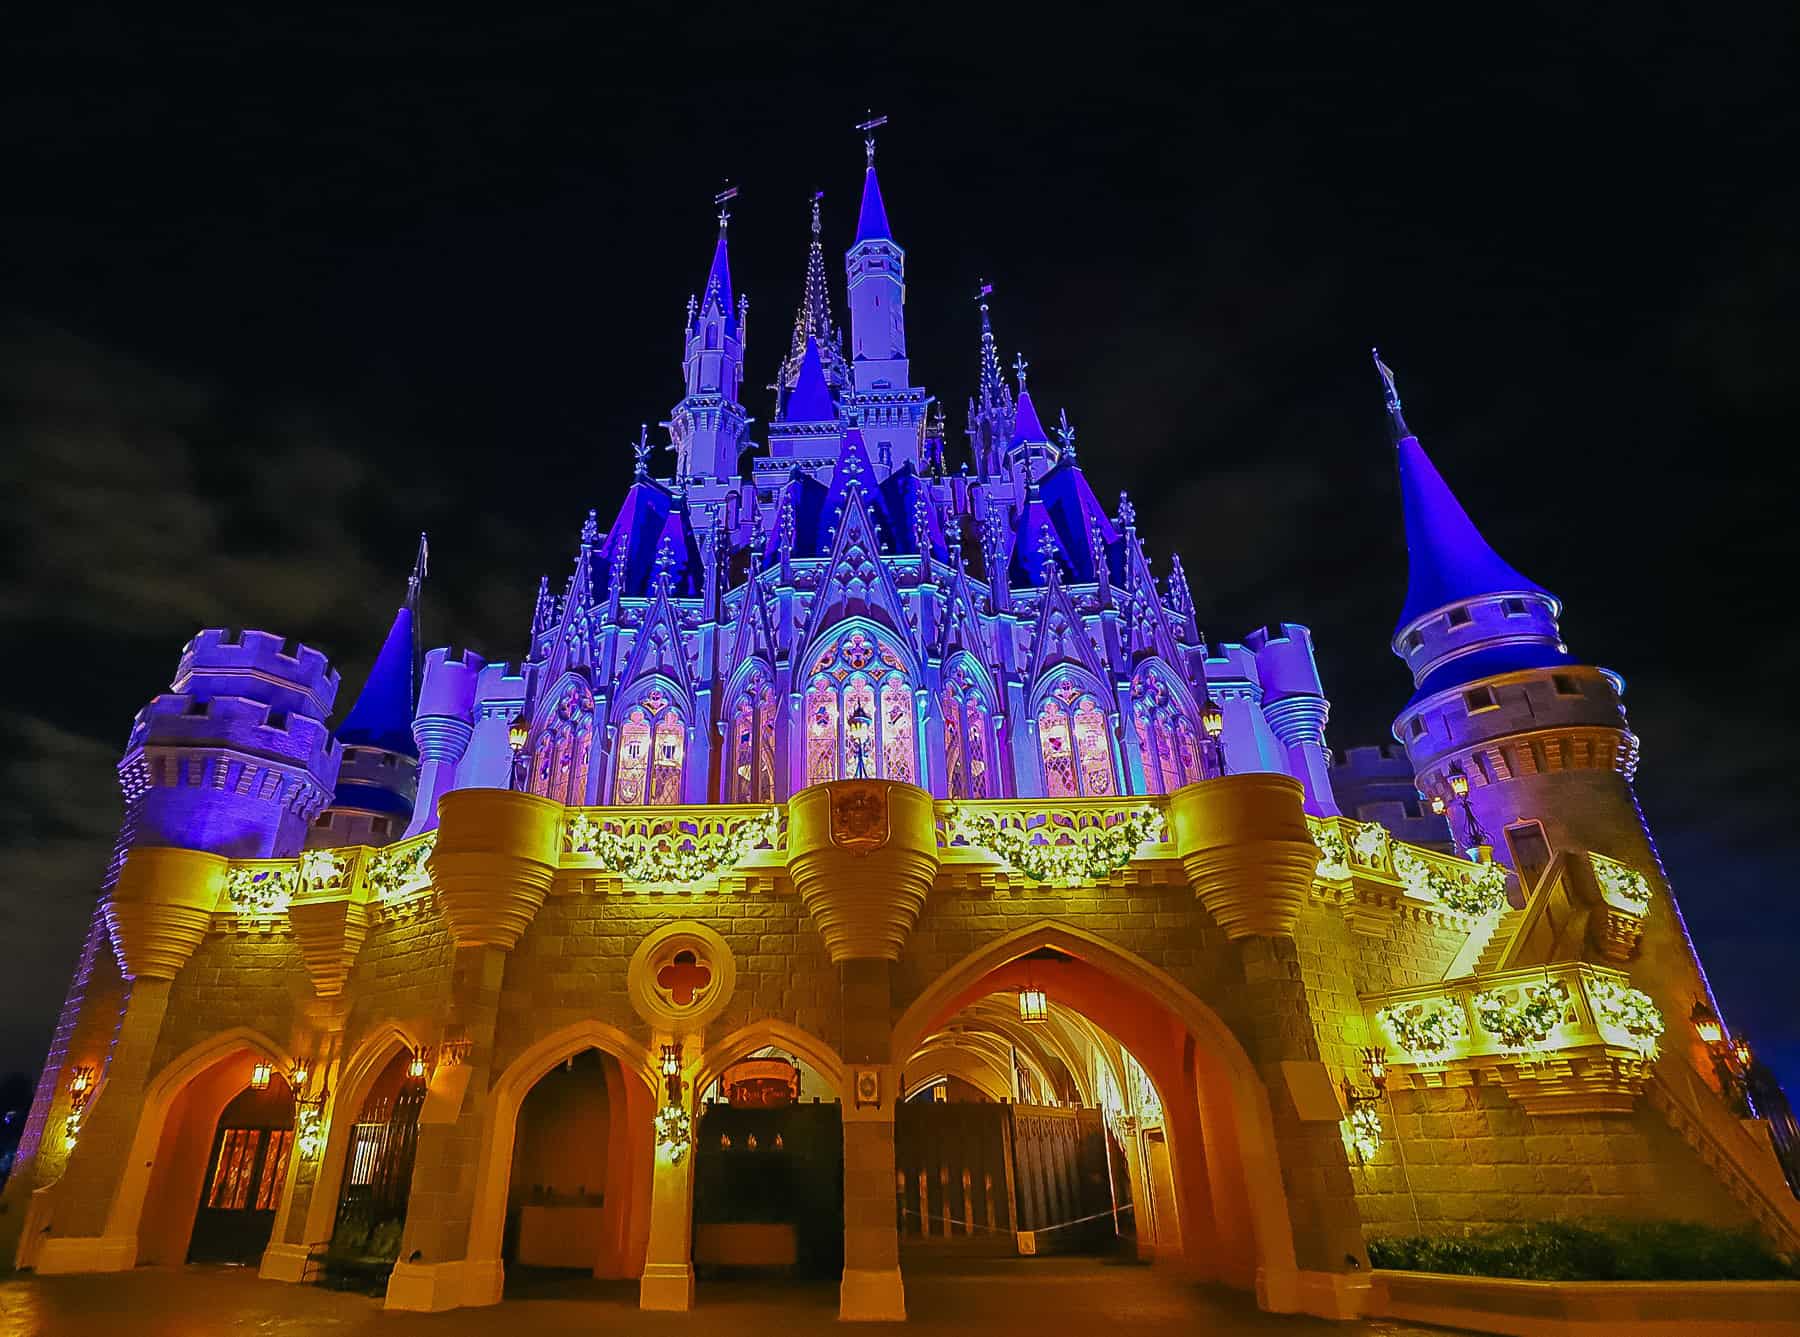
1394, 433, 1553, 635
854, 165, 892, 243
782, 336, 836, 422
335, 605, 417, 757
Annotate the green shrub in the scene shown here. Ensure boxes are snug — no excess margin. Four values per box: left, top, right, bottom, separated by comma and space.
1366, 1218, 1797, 1282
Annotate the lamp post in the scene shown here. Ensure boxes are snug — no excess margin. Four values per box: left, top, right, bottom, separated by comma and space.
1447, 762, 1488, 849
847, 700, 874, 779
1201, 699, 1227, 776
1690, 1000, 1757, 1117
508, 713, 530, 791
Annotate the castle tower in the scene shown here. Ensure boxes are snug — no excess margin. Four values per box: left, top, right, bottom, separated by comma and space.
115, 629, 341, 868
966, 287, 1016, 481
670, 194, 751, 490
845, 134, 907, 392
1378, 352, 1725, 1065
309, 538, 427, 849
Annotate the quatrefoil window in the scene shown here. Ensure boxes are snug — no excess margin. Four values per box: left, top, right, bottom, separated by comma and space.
655, 949, 713, 1007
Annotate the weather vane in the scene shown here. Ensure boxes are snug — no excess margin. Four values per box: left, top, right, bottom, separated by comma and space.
855, 112, 887, 165
714, 181, 739, 230
633, 424, 651, 476
1012, 352, 1030, 391
975, 278, 993, 307
1055, 408, 1076, 459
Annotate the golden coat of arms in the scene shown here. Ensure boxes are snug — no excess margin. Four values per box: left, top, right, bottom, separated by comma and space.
828, 781, 891, 853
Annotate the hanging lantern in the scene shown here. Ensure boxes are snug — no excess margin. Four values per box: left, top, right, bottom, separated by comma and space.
1428, 794, 1447, 816
67, 1066, 93, 1100
508, 713, 530, 754
249, 1060, 273, 1092
290, 1062, 310, 1091
407, 1051, 429, 1082
1200, 699, 1225, 739
1689, 999, 1724, 1048
1733, 1036, 1752, 1070
660, 1043, 683, 1080
1447, 763, 1471, 798
1018, 985, 1049, 1024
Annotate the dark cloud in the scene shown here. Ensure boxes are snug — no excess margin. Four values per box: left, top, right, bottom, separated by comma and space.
0, 6, 1796, 1093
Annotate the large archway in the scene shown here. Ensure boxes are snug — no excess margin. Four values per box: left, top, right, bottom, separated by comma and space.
102, 1028, 299, 1269
891, 922, 1299, 1298
464, 1020, 658, 1302
688, 1022, 847, 1286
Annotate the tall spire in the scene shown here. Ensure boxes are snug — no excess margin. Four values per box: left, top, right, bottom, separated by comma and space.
853, 112, 892, 242
1383, 352, 1555, 635
336, 556, 422, 758
1373, 346, 1409, 443
967, 282, 1016, 478
673, 188, 750, 483
404, 531, 428, 610
782, 335, 837, 423
702, 183, 738, 324
778, 192, 848, 408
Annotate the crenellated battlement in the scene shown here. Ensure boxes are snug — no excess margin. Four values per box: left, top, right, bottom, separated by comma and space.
174, 628, 340, 718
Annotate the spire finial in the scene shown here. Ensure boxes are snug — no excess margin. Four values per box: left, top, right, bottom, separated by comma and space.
975, 279, 993, 326
404, 531, 429, 610
811, 190, 823, 237
1037, 522, 1061, 585
1118, 490, 1137, 530
655, 536, 679, 587
1055, 408, 1077, 461
1011, 351, 1030, 391
633, 424, 651, 479
855, 111, 887, 166
714, 182, 738, 234
1372, 346, 1410, 442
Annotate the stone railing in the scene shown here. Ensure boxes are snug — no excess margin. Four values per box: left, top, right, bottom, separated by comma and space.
559, 803, 786, 893
932, 796, 1180, 890
1306, 814, 1513, 935
1360, 962, 1664, 1114
219, 836, 437, 923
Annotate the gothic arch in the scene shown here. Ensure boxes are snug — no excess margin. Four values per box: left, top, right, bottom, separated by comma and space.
99, 1026, 299, 1260
939, 651, 1001, 801
1130, 657, 1204, 795
891, 920, 1297, 1296
719, 658, 778, 804
529, 670, 597, 806
1027, 667, 1119, 798
608, 673, 693, 806
463, 1020, 658, 1283
797, 618, 922, 787
692, 1018, 846, 1101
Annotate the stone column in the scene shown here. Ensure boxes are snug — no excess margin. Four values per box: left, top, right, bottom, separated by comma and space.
383, 788, 560, 1312
638, 1079, 698, 1310
787, 780, 939, 1321
36, 848, 226, 1274
1169, 775, 1371, 1318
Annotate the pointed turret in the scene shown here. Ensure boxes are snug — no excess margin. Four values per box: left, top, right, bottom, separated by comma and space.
1380, 350, 1557, 640
673, 192, 751, 486
313, 541, 426, 847
777, 194, 850, 417
967, 289, 1017, 479
782, 336, 838, 423
854, 157, 892, 243
845, 124, 909, 395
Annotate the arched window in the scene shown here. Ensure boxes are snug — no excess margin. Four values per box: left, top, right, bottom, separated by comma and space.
941, 660, 996, 800
1131, 666, 1200, 794
614, 688, 686, 805
1036, 678, 1116, 798
803, 626, 916, 785
530, 679, 595, 806
726, 669, 778, 803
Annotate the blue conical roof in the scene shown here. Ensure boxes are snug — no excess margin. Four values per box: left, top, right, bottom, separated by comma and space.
336, 605, 417, 757
702, 232, 735, 329
782, 336, 836, 422
1011, 388, 1050, 445
854, 165, 892, 243
1394, 432, 1554, 635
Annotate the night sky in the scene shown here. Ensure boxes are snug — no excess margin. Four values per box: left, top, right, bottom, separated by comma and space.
2, 8, 1796, 1090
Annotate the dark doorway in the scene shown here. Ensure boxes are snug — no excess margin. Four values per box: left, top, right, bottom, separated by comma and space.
692, 1100, 844, 1279
188, 1080, 295, 1263
321, 1051, 426, 1288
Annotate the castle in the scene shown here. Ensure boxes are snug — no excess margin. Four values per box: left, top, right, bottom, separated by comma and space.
3, 134, 1795, 1325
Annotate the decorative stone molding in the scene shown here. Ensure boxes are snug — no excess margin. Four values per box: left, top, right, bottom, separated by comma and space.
787, 781, 939, 962
286, 874, 373, 999
1168, 773, 1316, 939
104, 846, 229, 980
428, 788, 562, 949
627, 921, 737, 1031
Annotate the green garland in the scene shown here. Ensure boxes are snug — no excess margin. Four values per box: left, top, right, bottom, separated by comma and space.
1344, 1104, 1383, 1163
947, 805, 1164, 887
366, 833, 436, 903
1473, 981, 1569, 1053
1587, 978, 1664, 1057
655, 1106, 693, 1162
1309, 820, 1350, 880
1377, 999, 1467, 1058
568, 808, 779, 885
225, 865, 296, 917
1393, 847, 1509, 917
1589, 853, 1652, 914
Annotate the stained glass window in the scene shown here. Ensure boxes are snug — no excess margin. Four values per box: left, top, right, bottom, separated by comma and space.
615, 687, 685, 804
941, 660, 995, 799
802, 626, 915, 784
726, 670, 778, 803
1131, 667, 1199, 795
1037, 678, 1115, 797
254, 1130, 294, 1210
529, 679, 596, 805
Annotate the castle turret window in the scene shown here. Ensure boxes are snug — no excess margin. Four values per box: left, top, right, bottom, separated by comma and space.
1037, 677, 1116, 798
613, 688, 683, 805
1130, 665, 1200, 795
726, 671, 777, 804
530, 678, 595, 806
941, 658, 996, 800
803, 627, 915, 785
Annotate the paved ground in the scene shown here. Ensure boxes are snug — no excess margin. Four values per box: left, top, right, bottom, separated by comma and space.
0, 1256, 1457, 1335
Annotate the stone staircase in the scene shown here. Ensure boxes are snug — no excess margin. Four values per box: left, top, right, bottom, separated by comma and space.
1471, 908, 1525, 976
